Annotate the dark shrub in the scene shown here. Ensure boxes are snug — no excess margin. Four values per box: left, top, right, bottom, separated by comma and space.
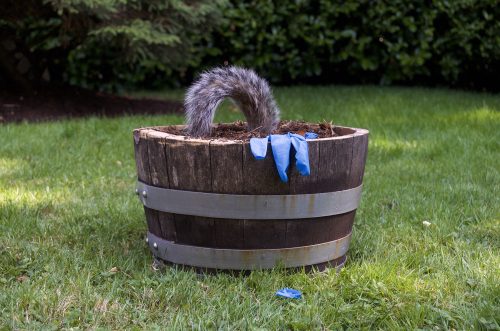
205, 0, 500, 91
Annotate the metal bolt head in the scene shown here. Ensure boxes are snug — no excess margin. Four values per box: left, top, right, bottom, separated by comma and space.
142, 190, 147, 198
135, 188, 139, 195
153, 242, 158, 249
145, 237, 149, 244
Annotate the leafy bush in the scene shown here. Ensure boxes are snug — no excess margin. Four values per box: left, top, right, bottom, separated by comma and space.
205, 0, 500, 90
0, 0, 226, 92
1, 0, 498, 91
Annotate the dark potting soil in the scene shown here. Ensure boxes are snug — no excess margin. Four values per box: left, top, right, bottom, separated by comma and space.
0, 87, 183, 123
157, 120, 341, 140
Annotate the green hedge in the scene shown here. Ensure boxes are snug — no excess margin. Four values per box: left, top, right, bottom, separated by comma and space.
2, 0, 499, 91
203, 0, 500, 90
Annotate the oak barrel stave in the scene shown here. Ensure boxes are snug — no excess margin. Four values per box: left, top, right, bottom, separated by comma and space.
133, 129, 162, 237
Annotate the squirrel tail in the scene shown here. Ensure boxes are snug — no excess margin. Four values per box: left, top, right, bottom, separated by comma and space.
184, 66, 280, 137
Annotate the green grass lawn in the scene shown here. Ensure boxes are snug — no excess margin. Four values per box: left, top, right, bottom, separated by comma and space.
1, 86, 499, 330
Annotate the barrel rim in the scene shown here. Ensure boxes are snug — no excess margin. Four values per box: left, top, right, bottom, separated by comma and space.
134, 124, 369, 144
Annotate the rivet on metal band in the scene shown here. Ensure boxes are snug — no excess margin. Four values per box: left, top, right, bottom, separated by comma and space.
136, 181, 363, 220
146, 232, 351, 270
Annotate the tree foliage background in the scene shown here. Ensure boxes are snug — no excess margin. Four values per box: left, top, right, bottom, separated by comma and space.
0, 0, 226, 92
1, 0, 499, 92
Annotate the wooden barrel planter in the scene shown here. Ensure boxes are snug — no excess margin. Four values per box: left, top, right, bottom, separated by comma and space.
133, 124, 368, 271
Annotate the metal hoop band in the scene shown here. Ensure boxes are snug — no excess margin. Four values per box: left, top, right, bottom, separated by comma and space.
136, 182, 362, 219
146, 232, 351, 270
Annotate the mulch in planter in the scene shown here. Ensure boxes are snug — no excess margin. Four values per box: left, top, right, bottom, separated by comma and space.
156, 120, 342, 140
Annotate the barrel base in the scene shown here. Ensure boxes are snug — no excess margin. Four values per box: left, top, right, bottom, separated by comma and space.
151, 254, 347, 274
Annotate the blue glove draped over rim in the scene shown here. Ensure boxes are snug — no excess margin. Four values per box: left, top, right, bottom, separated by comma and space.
249, 132, 318, 182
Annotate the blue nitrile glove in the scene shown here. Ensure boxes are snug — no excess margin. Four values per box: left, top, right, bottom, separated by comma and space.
249, 132, 318, 183
270, 134, 292, 182
249, 137, 269, 160
289, 133, 310, 176
275, 288, 302, 299
305, 132, 318, 139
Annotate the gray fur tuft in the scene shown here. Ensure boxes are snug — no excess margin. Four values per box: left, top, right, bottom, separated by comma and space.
184, 66, 280, 137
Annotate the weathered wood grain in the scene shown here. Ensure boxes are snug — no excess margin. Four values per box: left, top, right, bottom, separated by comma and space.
165, 137, 212, 192
133, 129, 150, 184
349, 132, 369, 187
214, 218, 245, 249
241, 140, 289, 248
210, 139, 245, 248
158, 212, 177, 241
133, 129, 161, 237
146, 131, 169, 188
146, 130, 176, 241
243, 219, 287, 249
317, 136, 354, 192
289, 139, 320, 194
285, 211, 355, 247
242, 141, 289, 194
164, 136, 215, 246
210, 140, 244, 194
174, 214, 215, 247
